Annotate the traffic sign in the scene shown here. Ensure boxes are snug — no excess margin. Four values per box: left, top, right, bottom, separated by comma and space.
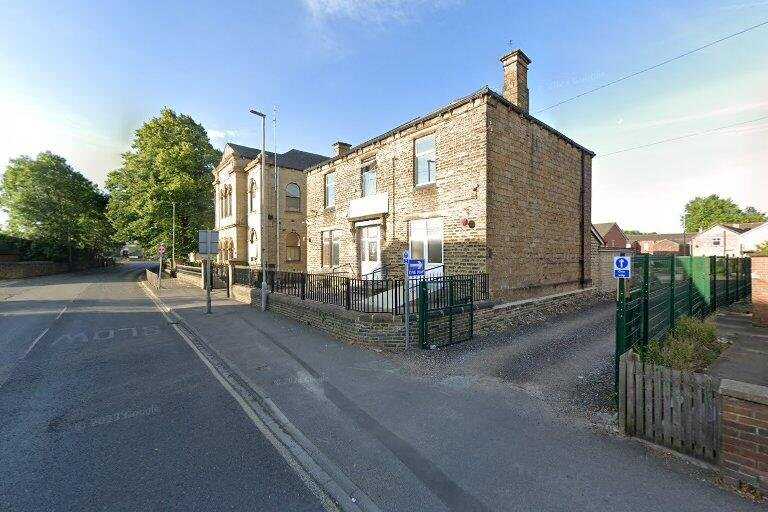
407, 259, 425, 277
198, 230, 219, 256
402, 250, 410, 263
613, 256, 631, 279
158, 243, 166, 255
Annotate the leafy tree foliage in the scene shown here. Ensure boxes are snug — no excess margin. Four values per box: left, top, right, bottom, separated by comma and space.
0, 152, 113, 263
106, 108, 221, 258
681, 195, 766, 232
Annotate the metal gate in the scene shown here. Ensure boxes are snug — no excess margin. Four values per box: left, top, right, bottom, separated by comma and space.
210, 263, 229, 295
417, 276, 474, 350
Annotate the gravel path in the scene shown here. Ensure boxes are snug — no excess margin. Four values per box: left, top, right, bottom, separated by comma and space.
394, 299, 618, 425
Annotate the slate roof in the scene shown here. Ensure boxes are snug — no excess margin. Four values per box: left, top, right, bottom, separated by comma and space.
304, 86, 595, 173
722, 222, 764, 234
226, 143, 328, 171
593, 223, 619, 238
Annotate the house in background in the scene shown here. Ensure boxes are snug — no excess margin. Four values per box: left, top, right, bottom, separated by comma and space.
593, 222, 630, 249
691, 222, 766, 257
630, 233, 692, 255
304, 49, 594, 301
740, 221, 768, 254
213, 143, 327, 269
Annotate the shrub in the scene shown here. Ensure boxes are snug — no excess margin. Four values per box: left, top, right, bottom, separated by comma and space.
637, 316, 726, 372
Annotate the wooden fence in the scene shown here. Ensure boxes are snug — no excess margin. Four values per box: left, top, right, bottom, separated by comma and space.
618, 351, 720, 463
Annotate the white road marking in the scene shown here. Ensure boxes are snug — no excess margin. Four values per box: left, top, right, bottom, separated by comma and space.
56, 306, 67, 319
24, 328, 50, 357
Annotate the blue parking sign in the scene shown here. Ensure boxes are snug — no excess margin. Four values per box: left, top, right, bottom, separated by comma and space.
407, 259, 425, 277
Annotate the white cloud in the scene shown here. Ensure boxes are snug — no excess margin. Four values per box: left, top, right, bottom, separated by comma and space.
301, 0, 461, 51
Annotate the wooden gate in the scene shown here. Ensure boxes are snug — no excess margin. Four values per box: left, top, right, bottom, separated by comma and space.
619, 351, 721, 463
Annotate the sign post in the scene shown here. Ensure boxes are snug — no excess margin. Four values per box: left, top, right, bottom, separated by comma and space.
613, 255, 632, 279
402, 250, 426, 349
157, 243, 166, 290
198, 230, 219, 314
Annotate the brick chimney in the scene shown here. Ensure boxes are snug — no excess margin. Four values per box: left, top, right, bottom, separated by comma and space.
332, 141, 352, 157
500, 49, 532, 113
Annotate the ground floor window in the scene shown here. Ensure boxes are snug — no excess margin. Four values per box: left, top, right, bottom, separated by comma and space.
321, 230, 341, 267
409, 218, 443, 265
286, 232, 301, 262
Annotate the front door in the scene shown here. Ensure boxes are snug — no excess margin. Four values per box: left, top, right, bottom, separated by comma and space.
359, 226, 381, 278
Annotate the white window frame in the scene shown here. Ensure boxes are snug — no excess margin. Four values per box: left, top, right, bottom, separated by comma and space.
408, 218, 443, 268
325, 172, 336, 208
414, 134, 436, 186
361, 162, 376, 197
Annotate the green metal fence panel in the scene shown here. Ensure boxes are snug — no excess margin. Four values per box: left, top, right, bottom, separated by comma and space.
615, 255, 751, 392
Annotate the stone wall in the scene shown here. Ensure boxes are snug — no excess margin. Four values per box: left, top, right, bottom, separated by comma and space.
485, 94, 592, 300
592, 249, 635, 297
474, 287, 598, 336
176, 269, 204, 289
719, 379, 768, 493
231, 284, 414, 350
753, 256, 768, 327
1, 261, 75, 279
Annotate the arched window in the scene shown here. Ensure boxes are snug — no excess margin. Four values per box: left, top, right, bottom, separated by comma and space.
286, 232, 301, 262
285, 183, 300, 212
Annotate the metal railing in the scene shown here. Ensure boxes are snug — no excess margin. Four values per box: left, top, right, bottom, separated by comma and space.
231, 267, 490, 315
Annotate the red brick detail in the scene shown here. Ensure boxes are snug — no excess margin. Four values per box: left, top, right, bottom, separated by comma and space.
720, 394, 768, 492
753, 257, 768, 327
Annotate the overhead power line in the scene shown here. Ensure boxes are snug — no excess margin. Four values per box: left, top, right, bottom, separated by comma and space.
534, 20, 768, 114
597, 114, 768, 157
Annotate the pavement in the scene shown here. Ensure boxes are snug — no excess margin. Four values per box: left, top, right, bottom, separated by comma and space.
0, 263, 328, 511
146, 272, 765, 511
711, 302, 768, 387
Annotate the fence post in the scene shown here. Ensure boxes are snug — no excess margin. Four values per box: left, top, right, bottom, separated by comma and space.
300, 273, 306, 300
687, 256, 694, 316
735, 258, 740, 300
669, 256, 676, 328
642, 254, 650, 343
345, 278, 351, 310
711, 256, 717, 312
724, 255, 730, 305
615, 276, 627, 395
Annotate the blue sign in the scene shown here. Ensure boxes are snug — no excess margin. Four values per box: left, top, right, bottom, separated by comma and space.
613, 256, 631, 279
407, 259, 425, 276
402, 250, 410, 263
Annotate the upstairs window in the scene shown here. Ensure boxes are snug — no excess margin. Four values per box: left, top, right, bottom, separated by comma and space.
286, 232, 301, 262
414, 134, 436, 185
325, 172, 336, 207
361, 162, 376, 197
285, 183, 300, 212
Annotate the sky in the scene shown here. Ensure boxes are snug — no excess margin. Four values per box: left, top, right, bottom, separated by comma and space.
1, 0, 767, 232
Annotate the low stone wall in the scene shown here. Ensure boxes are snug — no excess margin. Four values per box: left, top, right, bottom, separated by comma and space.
753, 256, 768, 327
230, 284, 597, 351
475, 287, 598, 336
719, 379, 768, 493
231, 284, 415, 350
176, 269, 203, 289
145, 269, 159, 287
0, 261, 70, 279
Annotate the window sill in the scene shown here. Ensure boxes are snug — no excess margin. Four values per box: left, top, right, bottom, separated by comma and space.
414, 182, 436, 190
324, 206, 336, 212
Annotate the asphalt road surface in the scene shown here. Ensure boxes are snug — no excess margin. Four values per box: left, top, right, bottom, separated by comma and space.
0, 263, 326, 511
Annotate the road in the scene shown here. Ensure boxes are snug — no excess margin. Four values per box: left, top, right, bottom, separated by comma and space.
0, 263, 327, 511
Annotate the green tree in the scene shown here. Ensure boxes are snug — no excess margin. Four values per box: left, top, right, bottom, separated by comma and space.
106, 108, 221, 258
0, 151, 113, 264
681, 195, 767, 232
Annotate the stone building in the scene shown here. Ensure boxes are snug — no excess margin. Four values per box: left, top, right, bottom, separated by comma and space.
304, 49, 595, 301
212, 143, 327, 270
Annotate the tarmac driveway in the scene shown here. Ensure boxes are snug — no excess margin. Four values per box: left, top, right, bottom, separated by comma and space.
395, 299, 617, 424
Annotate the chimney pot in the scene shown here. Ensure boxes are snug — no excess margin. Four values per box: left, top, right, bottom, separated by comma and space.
332, 141, 352, 157
500, 49, 532, 113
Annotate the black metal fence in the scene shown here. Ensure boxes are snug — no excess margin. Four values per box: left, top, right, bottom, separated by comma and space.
232, 266, 490, 315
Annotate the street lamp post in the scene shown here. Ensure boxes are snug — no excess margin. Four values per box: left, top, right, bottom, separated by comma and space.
250, 108, 268, 311
171, 201, 176, 267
